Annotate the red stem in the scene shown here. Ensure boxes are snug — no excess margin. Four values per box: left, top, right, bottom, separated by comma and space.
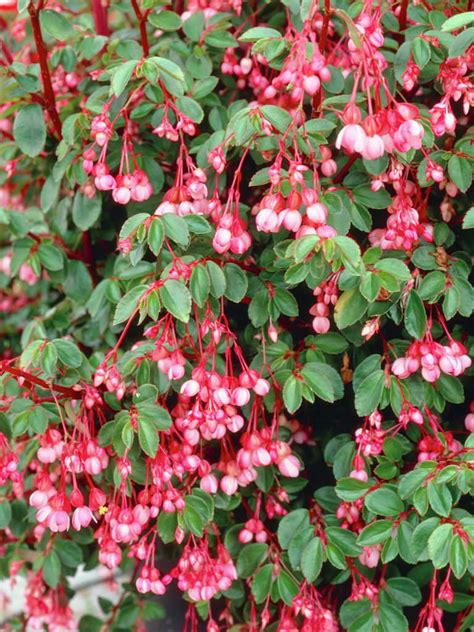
91, 0, 109, 36
320, 0, 331, 52
398, 0, 408, 32
28, 1, 63, 139
0, 363, 82, 399
334, 154, 357, 184
130, 0, 150, 56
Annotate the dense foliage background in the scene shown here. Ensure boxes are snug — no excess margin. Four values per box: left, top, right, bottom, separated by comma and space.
0, 0, 473, 630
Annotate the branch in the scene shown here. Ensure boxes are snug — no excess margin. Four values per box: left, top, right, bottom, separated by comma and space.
398, 0, 408, 32
130, 0, 150, 56
91, 0, 109, 36
0, 363, 83, 399
27, 1, 63, 139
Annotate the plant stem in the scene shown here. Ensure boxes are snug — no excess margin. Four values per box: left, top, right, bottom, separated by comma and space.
320, 0, 331, 52
91, 0, 109, 36
0, 363, 82, 399
398, 0, 408, 32
27, 1, 63, 139
131, 0, 150, 56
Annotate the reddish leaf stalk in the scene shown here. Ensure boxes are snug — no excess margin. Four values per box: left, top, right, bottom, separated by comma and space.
131, 0, 150, 57
27, 1, 63, 139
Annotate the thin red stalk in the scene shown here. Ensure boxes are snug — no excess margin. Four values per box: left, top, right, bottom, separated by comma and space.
320, 0, 331, 52
0, 363, 82, 399
91, 0, 109, 36
27, 1, 63, 139
131, 0, 150, 56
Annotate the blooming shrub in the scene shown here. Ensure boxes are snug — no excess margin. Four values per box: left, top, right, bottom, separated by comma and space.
0, 0, 473, 630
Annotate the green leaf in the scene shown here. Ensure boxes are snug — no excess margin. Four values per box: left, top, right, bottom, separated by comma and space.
236, 543, 268, 578
448, 27, 474, 58
462, 207, 474, 229
175, 96, 204, 124
301, 362, 343, 403
148, 219, 164, 255
448, 155, 472, 193
278, 509, 309, 549
113, 285, 147, 326
260, 105, 293, 132
427, 481, 452, 517
354, 370, 386, 416
364, 487, 404, 516
160, 279, 192, 322
110, 60, 137, 96
138, 418, 159, 457
335, 477, 371, 502
277, 570, 299, 606
190, 264, 210, 308
13, 104, 46, 158
251, 564, 273, 603
53, 339, 82, 368
206, 261, 226, 298
404, 290, 427, 339
38, 243, 64, 271
224, 264, 248, 302
378, 602, 408, 632
428, 523, 453, 568
418, 271, 446, 300
398, 467, 430, 499
162, 214, 190, 246
40, 9, 73, 40
300, 537, 322, 583
0, 500, 12, 529
357, 520, 393, 546
374, 259, 411, 280
54, 539, 83, 567
283, 375, 303, 413
149, 9, 182, 31
119, 213, 149, 241
334, 288, 368, 329
442, 11, 474, 31
43, 551, 61, 588
385, 577, 422, 606
449, 534, 468, 579
72, 192, 102, 231
412, 37, 431, 69
239, 27, 281, 41
326, 527, 361, 556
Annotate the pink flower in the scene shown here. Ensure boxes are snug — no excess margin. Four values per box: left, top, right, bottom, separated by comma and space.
336, 124, 367, 153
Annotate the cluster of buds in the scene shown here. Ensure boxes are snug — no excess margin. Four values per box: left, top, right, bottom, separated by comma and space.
155, 170, 211, 217
84, 114, 153, 203
252, 189, 336, 241
94, 363, 126, 399
264, 38, 331, 102
175, 542, 237, 602
392, 339, 471, 383
0, 433, 19, 485
354, 411, 385, 457
136, 566, 172, 595
418, 431, 460, 462
310, 275, 338, 333
238, 518, 267, 543
369, 189, 433, 251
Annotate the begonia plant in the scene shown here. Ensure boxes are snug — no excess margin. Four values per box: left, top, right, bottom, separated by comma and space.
0, 0, 473, 630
